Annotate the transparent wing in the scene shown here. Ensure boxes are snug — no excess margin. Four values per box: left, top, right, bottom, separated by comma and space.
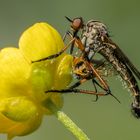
92, 58, 118, 77
103, 35, 140, 80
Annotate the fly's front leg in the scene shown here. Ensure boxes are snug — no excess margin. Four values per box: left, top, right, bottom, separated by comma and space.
63, 31, 76, 54
63, 31, 72, 42
32, 37, 75, 63
63, 31, 86, 54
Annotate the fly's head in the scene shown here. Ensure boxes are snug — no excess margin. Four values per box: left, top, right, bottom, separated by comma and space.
65, 16, 84, 32
72, 57, 91, 79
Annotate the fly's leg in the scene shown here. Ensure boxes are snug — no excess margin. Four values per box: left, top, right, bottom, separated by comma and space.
69, 78, 105, 101
32, 38, 75, 63
90, 63, 121, 104
92, 79, 120, 103
62, 31, 76, 54
68, 79, 87, 89
45, 78, 108, 97
63, 31, 86, 54
92, 80, 98, 102
45, 88, 107, 96
32, 31, 85, 63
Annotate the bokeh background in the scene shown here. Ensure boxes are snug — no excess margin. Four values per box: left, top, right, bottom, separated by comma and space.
0, 0, 140, 140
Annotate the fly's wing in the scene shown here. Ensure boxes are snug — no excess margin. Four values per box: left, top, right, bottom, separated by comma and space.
92, 58, 118, 77
103, 35, 140, 80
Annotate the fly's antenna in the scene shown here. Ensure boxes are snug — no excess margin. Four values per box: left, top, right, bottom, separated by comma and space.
65, 16, 72, 22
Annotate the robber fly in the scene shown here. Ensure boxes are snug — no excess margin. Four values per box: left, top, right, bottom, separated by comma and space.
80, 19, 140, 118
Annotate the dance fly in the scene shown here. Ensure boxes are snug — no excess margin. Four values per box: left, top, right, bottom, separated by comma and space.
81, 20, 140, 118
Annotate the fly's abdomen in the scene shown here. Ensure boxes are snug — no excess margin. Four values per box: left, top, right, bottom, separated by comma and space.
99, 48, 140, 118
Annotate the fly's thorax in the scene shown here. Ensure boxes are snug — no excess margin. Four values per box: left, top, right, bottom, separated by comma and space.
82, 33, 102, 53
86, 20, 108, 36
81, 21, 108, 53
72, 57, 92, 79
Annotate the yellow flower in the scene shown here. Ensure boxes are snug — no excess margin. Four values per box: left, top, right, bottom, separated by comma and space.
0, 22, 73, 139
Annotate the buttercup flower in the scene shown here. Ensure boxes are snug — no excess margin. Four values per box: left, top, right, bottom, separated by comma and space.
0, 22, 73, 139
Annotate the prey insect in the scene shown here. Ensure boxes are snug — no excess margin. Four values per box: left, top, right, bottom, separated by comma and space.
45, 54, 119, 102
45, 54, 120, 102
81, 19, 140, 118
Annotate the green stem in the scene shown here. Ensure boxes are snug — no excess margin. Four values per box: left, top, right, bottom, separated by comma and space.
55, 111, 90, 140
44, 99, 91, 140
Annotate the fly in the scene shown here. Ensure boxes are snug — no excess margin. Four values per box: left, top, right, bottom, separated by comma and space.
81, 20, 140, 118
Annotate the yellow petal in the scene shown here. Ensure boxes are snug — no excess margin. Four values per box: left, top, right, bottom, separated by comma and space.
41, 54, 73, 115
19, 22, 65, 62
0, 97, 39, 122
0, 21, 74, 138
30, 59, 64, 114
0, 47, 44, 138
30, 54, 73, 114
0, 111, 42, 139
0, 47, 31, 98
54, 54, 73, 89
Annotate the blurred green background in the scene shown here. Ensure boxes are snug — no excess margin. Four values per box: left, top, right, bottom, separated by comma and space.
0, 0, 140, 140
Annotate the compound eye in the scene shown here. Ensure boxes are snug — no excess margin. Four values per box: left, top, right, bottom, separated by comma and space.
72, 17, 83, 30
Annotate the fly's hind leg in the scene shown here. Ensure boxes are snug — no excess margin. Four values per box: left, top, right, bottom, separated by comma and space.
45, 88, 108, 96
